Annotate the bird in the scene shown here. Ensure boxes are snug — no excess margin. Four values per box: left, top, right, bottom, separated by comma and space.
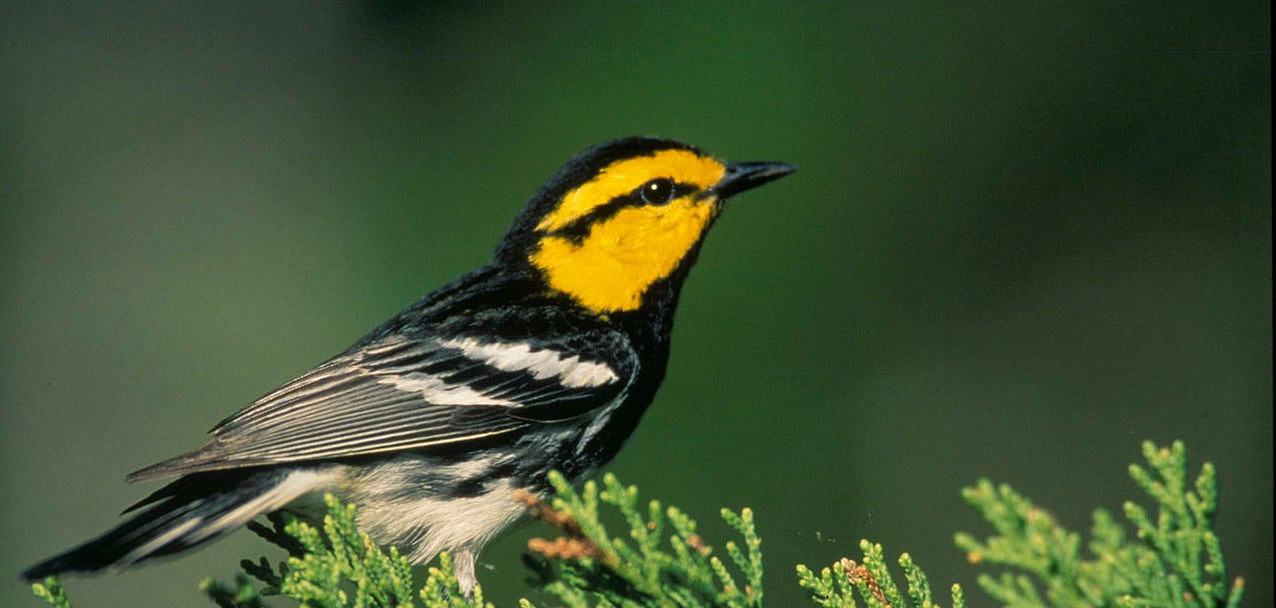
22, 136, 796, 594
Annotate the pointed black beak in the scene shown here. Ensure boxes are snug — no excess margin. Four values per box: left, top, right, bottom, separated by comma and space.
708, 161, 798, 200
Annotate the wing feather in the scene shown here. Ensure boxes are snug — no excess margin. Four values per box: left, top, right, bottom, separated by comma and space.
127, 330, 634, 482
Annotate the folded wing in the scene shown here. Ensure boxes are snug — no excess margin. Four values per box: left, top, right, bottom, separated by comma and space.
127, 331, 633, 482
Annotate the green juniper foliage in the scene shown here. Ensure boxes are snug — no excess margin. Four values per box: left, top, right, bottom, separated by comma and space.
29, 577, 71, 608
796, 540, 965, 608
194, 493, 487, 608
954, 440, 1243, 608
520, 471, 766, 607
202, 494, 491, 608
30, 440, 1242, 607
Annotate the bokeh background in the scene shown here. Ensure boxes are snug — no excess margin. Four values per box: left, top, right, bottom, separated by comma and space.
2, 3, 1270, 607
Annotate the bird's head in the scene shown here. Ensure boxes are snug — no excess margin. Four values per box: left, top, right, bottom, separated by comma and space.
497, 137, 795, 315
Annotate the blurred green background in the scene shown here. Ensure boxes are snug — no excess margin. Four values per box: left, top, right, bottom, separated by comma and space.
1, 2, 1270, 607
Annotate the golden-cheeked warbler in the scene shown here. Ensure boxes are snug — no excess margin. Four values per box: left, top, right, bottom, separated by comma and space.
23, 136, 796, 593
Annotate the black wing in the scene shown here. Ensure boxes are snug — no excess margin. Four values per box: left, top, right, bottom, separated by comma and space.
127, 329, 635, 482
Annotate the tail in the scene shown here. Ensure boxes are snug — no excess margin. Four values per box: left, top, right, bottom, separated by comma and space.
22, 467, 336, 581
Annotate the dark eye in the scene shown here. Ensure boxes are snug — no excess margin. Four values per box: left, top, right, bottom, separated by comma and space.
638, 178, 676, 206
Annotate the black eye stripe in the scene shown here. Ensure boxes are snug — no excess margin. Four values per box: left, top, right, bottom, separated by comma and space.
548, 181, 698, 242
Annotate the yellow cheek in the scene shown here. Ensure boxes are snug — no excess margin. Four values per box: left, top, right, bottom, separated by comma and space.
530, 200, 716, 313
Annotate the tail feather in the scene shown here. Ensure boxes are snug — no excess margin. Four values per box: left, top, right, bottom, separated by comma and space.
22, 467, 336, 581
